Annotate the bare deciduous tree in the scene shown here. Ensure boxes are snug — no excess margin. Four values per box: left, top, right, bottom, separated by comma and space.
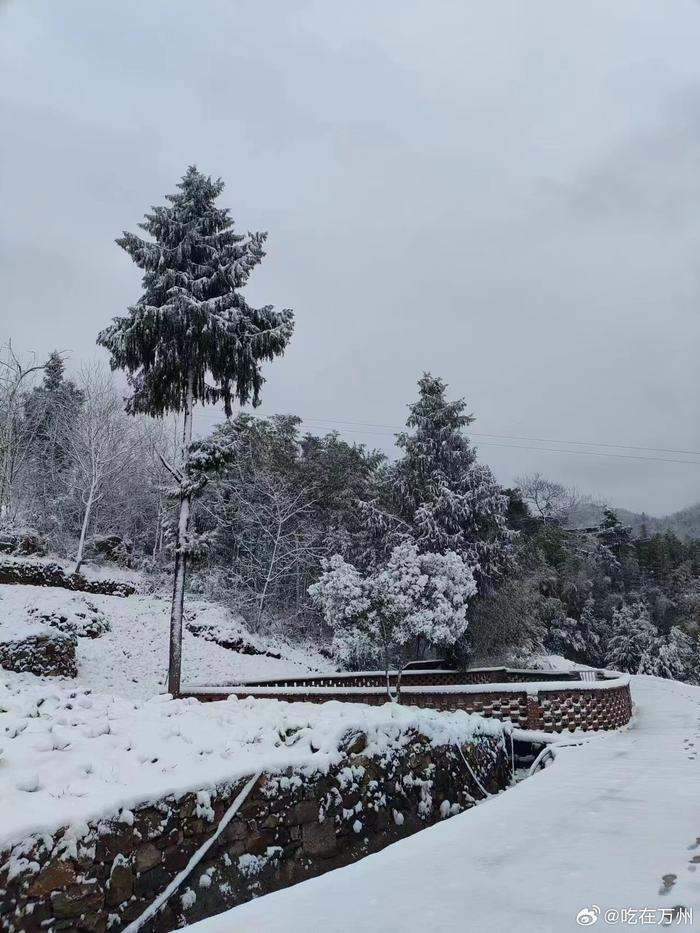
57, 366, 139, 573
516, 472, 584, 524
208, 463, 320, 629
0, 343, 46, 520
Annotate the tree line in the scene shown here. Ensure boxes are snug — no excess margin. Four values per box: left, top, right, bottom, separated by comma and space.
2, 166, 698, 691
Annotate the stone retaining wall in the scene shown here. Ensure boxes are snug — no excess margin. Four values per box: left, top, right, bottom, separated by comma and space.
0, 729, 509, 933
0, 631, 77, 678
0, 558, 134, 597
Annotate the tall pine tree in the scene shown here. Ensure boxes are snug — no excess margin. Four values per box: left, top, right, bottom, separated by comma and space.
391, 373, 513, 593
98, 166, 294, 694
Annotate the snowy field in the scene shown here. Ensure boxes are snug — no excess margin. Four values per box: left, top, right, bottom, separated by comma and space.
187, 676, 700, 933
0, 582, 329, 698
0, 578, 504, 853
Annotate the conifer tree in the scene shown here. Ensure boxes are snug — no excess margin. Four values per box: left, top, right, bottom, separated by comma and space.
605, 602, 658, 674
390, 373, 513, 593
97, 167, 294, 694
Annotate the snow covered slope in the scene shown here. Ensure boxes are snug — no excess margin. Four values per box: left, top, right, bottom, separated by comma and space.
187, 676, 700, 933
0, 583, 329, 698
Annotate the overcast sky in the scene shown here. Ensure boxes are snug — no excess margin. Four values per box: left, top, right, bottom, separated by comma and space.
2, 0, 700, 515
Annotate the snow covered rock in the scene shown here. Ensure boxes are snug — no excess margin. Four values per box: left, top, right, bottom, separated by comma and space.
0, 630, 77, 677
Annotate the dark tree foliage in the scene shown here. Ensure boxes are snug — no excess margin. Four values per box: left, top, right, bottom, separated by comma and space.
97, 167, 294, 694
98, 166, 294, 417
389, 373, 513, 594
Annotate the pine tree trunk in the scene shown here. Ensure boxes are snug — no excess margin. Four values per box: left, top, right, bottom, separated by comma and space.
168, 371, 194, 697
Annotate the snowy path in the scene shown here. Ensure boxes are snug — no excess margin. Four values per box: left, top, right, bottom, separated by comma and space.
189, 676, 700, 933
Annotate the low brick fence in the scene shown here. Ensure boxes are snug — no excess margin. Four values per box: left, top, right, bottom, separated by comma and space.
183, 668, 633, 734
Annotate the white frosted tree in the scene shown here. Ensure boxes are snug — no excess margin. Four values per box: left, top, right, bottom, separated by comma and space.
656, 627, 698, 683
209, 462, 320, 629
515, 473, 583, 524
97, 166, 294, 694
390, 374, 513, 594
605, 602, 659, 674
309, 541, 476, 699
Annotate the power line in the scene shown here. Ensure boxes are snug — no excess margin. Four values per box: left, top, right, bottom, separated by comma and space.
192, 409, 700, 467
292, 416, 700, 459
296, 422, 700, 466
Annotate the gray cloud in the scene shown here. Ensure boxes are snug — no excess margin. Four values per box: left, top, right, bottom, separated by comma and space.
557, 90, 700, 227
1, 0, 700, 515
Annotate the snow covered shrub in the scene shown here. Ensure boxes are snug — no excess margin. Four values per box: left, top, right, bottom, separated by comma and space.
545, 603, 607, 666
603, 602, 698, 682
309, 541, 476, 696
0, 528, 47, 557
546, 615, 594, 659
605, 602, 659, 674
655, 627, 699, 684
87, 534, 133, 567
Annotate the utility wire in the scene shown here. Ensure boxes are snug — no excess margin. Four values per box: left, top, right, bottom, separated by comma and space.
296, 420, 700, 466
191, 410, 700, 466
292, 416, 700, 459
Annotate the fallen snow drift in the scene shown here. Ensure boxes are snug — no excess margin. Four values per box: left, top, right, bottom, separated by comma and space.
0, 670, 503, 851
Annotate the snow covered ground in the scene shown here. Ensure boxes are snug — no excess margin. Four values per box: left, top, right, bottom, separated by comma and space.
2, 577, 698, 932
0, 582, 329, 698
187, 676, 700, 933
0, 672, 502, 851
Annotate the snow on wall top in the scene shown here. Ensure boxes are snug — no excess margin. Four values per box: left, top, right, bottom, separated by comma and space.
185, 674, 631, 698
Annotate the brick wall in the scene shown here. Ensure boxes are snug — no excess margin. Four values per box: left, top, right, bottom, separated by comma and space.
186, 673, 633, 734
232, 666, 580, 690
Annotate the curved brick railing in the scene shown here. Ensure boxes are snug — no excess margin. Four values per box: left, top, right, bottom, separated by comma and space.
182, 667, 633, 734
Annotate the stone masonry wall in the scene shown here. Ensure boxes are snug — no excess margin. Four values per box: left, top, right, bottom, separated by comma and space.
0, 730, 509, 933
0, 558, 134, 598
0, 632, 77, 678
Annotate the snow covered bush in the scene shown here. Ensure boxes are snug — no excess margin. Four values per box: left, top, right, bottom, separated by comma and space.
309, 542, 476, 697
601, 602, 698, 682
605, 602, 659, 674
655, 627, 699, 683
545, 604, 606, 666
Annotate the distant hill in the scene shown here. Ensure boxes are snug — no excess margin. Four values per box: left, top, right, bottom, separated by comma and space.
566, 501, 700, 540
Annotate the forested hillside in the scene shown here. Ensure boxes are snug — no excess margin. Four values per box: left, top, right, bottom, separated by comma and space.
2, 341, 699, 686
565, 500, 700, 542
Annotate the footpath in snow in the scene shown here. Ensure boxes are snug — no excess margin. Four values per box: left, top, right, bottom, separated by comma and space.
188, 676, 700, 933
